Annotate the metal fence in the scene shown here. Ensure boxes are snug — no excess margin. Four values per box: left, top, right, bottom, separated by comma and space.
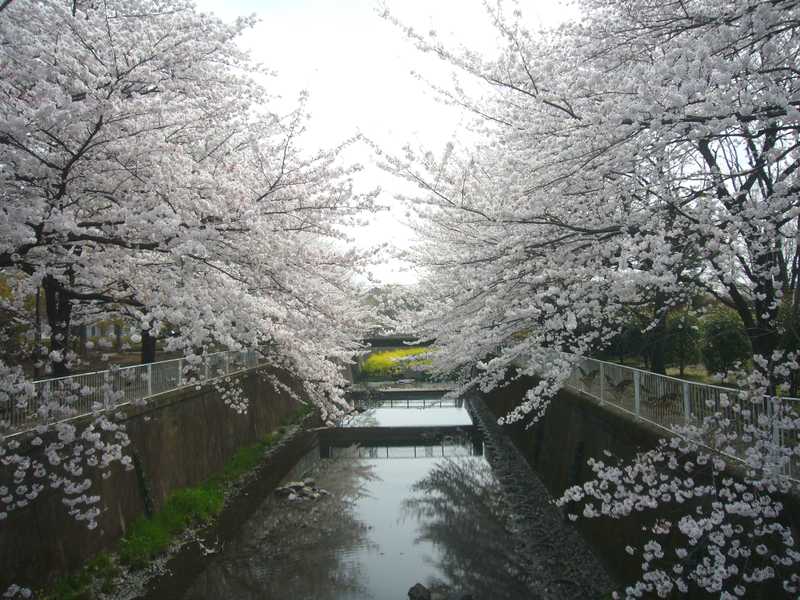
533, 353, 800, 478
2, 349, 263, 436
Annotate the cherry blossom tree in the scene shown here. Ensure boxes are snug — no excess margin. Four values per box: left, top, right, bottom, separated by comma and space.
383, 0, 800, 596
0, 0, 373, 393
384, 0, 800, 406
0, 0, 375, 532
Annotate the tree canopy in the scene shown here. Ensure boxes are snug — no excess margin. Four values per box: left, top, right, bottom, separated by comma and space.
0, 0, 375, 418
386, 0, 799, 408
384, 0, 800, 596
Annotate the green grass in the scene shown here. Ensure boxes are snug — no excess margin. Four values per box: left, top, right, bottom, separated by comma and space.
41, 553, 120, 600
282, 401, 314, 427
602, 359, 738, 387
41, 402, 314, 596
118, 484, 225, 568
665, 365, 739, 387
665, 365, 715, 384
361, 347, 432, 376
118, 425, 290, 568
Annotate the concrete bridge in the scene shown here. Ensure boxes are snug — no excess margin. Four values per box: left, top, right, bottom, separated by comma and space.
320, 425, 484, 459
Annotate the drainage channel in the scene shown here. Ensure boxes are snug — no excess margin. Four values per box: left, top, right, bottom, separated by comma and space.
141, 391, 612, 599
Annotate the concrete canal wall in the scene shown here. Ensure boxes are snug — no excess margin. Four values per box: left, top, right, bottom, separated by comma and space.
0, 367, 305, 590
484, 378, 653, 586
484, 377, 800, 594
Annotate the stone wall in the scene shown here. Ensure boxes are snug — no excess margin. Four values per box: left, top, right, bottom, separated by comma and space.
0, 367, 304, 590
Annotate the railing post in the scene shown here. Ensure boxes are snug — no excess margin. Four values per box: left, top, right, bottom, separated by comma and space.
146, 363, 152, 397
634, 371, 641, 417
225, 352, 230, 374
768, 398, 782, 465
177, 358, 183, 387
683, 382, 690, 423
769, 397, 790, 475
102, 373, 110, 410
49, 380, 55, 422
599, 363, 605, 404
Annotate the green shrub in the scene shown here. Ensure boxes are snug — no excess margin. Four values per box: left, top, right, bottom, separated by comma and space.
701, 307, 752, 374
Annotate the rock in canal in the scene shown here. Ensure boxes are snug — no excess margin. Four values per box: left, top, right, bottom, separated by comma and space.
408, 582, 431, 600
275, 480, 330, 501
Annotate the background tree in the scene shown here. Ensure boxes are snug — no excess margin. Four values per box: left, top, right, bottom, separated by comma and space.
700, 306, 752, 375
665, 308, 701, 376
602, 318, 645, 366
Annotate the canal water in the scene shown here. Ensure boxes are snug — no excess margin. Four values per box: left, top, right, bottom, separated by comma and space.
161, 391, 611, 600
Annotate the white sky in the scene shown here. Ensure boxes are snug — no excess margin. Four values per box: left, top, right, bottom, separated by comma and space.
192, 0, 574, 284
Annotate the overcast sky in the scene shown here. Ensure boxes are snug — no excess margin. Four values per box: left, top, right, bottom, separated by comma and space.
192, 0, 573, 284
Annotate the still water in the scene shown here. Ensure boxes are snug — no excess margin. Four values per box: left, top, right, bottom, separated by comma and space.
180, 393, 535, 600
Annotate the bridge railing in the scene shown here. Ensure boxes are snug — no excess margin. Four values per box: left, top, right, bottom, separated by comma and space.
530, 353, 800, 478
2, 349, 263, 437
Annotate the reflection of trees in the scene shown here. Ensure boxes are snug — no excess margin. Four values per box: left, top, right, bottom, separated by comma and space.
404, 457, 537, 599
182, 457, 378, 600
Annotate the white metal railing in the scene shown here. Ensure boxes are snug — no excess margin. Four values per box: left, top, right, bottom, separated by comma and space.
1, 349, 263, 436
530, 353, 800, 478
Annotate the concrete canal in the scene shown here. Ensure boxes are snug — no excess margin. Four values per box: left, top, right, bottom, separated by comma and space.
142, 390, 612, 600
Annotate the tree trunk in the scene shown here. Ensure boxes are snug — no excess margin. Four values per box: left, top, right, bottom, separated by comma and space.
78, 324, 88, 357
141, 329, 157, 364
42, 275, 72, 377
727, 249, 782, 391
649, 350, 667, 374
747, 321, 780, 393
647, 295, 669, 375
114, 323, 123, 352
33, 286, 44, 378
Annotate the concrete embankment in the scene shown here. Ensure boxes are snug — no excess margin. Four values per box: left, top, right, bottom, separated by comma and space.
483, 376, 800, 597
0, 367, 307, 590
483, 379, 654, 587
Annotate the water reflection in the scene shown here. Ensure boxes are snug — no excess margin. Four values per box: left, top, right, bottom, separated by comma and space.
328, 441, 479, 460
181, 458, 377, 600
321, 423, 483, 459
180, 395, 538, 600
404, 457, 538, 599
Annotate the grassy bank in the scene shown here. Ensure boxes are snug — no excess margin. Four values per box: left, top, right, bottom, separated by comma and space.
42, 402, 315, 600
